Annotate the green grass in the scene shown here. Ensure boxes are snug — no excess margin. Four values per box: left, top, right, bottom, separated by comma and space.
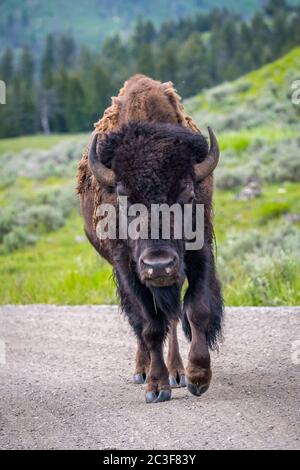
221, 254, 300, 306
0, 211, 116, 304
0, 133, 87, 156
214, 182, 300, 241
219, 127, 298, 154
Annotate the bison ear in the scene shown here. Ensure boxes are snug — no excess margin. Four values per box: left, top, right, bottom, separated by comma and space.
176, 131, 209, 164
190, 134, 209, 164
96, 130, 124, 169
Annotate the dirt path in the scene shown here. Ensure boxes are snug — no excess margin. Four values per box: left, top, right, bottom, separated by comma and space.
0, 305, 299, 450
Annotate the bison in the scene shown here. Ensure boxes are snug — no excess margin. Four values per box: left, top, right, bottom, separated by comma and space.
77, 74, 223, 403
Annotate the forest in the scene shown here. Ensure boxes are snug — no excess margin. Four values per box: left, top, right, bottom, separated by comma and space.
0, 0, 299, 137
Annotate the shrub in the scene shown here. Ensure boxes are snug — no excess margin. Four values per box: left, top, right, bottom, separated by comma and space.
219, 250, 299, 306
216, 136, 300, 189
218, 224, 300, 287
0, 207, 17, 242
215, 166, 247, 189
35, 185, 78, 217
1, 138, 86, 181
1, 227, 37, 254
206, 82, 234, 102
17, 205, 65, 233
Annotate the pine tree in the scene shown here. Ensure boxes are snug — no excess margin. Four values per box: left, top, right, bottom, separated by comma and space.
133, 18, 156, 52
86, 64, 112, 126
64, 73, 86, 132
264, 0, 288, 16
18, 47, 37, 135
52, 66, 69, 133
157, 44, 178, 84
0, 48, 14, 83
5, 77, 22, 137
41, 35, 56, 89
136, 44, 156, 78
19, 46, 35, 86
234, 23, 255, 73
178, 33, 210, 97
40, 35, 57, 134
19, 81, 38, 135
79, 46, 93, 71
102, 35, 130, 87
57, 35, 76, 68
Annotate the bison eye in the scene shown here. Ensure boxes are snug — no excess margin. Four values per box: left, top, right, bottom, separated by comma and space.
187, 192, 195, 204
105, 185, 116, 194
177, 182, 195, 204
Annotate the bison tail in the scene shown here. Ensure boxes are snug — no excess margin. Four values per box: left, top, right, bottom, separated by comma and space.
207, 297, 224, 351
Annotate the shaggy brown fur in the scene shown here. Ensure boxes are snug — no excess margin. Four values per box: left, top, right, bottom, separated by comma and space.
77, 74, 212, 232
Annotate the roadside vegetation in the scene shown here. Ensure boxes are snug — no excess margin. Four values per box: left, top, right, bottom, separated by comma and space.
0, 48, 299, 305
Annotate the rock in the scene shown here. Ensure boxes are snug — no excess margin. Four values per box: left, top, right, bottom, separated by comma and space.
284, 213, 300, 224
237, 181, 262, 200
74, 235, 86, 243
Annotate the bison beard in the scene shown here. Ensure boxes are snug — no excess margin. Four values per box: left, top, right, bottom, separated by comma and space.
77, 74, 224, 404
150, 285, 181, 317
115, 269, 181, 336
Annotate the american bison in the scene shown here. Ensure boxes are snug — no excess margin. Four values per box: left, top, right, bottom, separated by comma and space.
77, 74, 223, 403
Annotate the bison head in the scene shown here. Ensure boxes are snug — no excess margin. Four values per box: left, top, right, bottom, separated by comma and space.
88, 122, 219, 310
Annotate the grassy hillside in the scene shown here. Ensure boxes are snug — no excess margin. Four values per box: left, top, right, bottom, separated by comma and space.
185, 47, 300, 188
185, 47, 300, 305
0, 48, 299, 305
186, 46, 300, 131
1, 0, 297, 54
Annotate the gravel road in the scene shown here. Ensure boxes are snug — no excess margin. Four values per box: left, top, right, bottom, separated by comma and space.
0, 305, 299, 450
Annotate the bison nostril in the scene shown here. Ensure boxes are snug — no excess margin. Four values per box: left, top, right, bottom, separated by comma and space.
139, 251, 179, 281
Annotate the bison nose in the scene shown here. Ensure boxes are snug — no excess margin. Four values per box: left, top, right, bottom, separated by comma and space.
140, 251, 179, 281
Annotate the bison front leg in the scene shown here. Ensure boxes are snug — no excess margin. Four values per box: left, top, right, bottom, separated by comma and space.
185, 305, 212, 396
167, 319, 186, 388
133, 339, 150, 384
184, 248, 223, 397
143, 319, 171, 403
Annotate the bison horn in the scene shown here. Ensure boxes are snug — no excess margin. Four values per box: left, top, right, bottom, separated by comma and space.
88, 133, 116, 187
194, 127, 220, 182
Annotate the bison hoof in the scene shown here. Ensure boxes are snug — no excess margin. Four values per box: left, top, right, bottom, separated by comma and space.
133, 372, 146, 384
169, 374, 186, 388
186, 381, 210, 397
145, 388, 171, 404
